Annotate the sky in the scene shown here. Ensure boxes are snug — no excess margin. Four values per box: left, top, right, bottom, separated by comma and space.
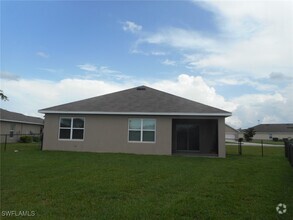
1, 0, 292, 129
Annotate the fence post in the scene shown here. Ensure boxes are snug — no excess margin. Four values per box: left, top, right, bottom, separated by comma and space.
261, 140, 264, 157
40, 133, 43, 151
284, 140, 288, 158
238, 141, 242, 155
4, 134, 7, 152
288, 144, 292, 166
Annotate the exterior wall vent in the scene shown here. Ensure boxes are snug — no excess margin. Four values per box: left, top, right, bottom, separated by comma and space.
136, 86, 146, 91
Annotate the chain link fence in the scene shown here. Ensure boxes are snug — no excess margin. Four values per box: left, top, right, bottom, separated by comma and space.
1, 133, 43, 151
226, 139, 285, 157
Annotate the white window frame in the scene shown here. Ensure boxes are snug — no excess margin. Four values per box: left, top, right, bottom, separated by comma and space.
128, 118, 156, 143
58, 117, 85, 141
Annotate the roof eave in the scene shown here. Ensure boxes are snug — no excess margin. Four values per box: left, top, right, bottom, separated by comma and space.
38, 110, 231, 117
0, 119, 44, 125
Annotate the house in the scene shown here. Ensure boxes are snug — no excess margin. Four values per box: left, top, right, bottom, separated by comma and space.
250, 124, 293, 140
0, 108, 44, 143
225, 124, 239, 141
39, 86, 231, 157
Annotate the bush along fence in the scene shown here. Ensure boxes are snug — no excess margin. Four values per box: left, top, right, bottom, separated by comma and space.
1, 133, 43, 151
284, 139, 293, 167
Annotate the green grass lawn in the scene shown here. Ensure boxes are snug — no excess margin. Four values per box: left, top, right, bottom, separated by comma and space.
1, 143, 292, 219
226, 140, 285, 146
250, 139, 285, 145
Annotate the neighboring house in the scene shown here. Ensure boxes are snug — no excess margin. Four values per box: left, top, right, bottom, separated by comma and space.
39, 86, 231, 157
0, 108, 44, 143
250, 124, 293, 140
225, 124, 239, 141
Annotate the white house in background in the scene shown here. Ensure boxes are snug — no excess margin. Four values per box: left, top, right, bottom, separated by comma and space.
225, 124, 239, 141
0, 108, 44, 143
250, 124, 293, 140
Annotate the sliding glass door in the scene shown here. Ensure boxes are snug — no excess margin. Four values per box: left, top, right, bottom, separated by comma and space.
176, 124, 199, 152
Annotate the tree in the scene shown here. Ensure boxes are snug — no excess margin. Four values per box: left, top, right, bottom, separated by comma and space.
0, 90, 8, 101
243, 128, 256, 142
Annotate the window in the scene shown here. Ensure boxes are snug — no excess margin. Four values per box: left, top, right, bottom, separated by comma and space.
9, 130, 14, 138
59, 117, 84, 140
128, 119, 156, 142
9, 124, 15, 138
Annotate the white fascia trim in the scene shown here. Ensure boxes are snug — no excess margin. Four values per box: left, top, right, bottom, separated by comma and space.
0, 119, 44, 125
38, 110, 232, 117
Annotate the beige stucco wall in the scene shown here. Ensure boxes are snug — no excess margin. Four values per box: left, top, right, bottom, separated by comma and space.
0, 121, 43, 143
218, 118, 226, 158
43, 114, 173, 155
238, 132, 293, 140
253, 132, 293, 140
43, 114, 227, 157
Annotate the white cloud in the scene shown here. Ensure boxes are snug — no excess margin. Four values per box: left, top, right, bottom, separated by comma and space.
77, 64, 119, 74
190, 1, 293, 77
38, 68, 58, 73
36, 51, 49, 58
130, 48, 149, 55
134, 1, 292, 78
162, 59, 176, 66
233, 92, 286, 106
229, 91, 292, 128
225, 116, 242, 129
122, 21, 142, 33
77, 64, 129, 80
77, 64, 97, 72
215, 77, 277, 91
151, 51, 166, 56
130, 49, 167, 56
139, 27, 218, 52
98, 66, 120, 74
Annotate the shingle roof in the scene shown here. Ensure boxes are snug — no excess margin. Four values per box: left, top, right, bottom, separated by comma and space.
252, 124, 293, 133
225, 124, 239, 133
39, 86, 231, 116
0, 108, 44, 125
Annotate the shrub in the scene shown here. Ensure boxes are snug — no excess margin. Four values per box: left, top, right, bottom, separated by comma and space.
19, 136, 32, 143
243, 128, 256, 142
32, 136, 40, 142
272, 137, 279, 142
